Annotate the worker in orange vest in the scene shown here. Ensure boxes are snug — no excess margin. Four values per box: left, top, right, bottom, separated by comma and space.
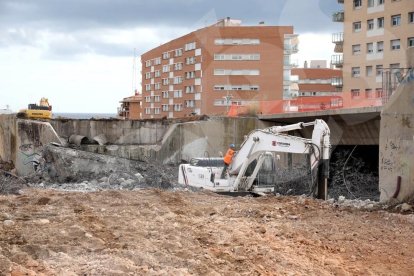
220, 144, 236, 179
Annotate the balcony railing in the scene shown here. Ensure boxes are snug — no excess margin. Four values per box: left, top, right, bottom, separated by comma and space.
332, 11, 344, 22
331, 77, 343, 87
331, 54, 343, 68
332, 32, 344, 44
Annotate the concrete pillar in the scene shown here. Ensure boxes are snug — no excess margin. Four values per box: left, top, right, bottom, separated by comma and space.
379, 48, 414, 202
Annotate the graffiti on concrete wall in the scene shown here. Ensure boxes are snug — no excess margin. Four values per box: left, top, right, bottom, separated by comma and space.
18, 142, 44, 171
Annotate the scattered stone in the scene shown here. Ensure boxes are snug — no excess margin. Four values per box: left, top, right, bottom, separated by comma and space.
397, 203, 413, 212
3, 220, 15, 227
35, 219, 50, 225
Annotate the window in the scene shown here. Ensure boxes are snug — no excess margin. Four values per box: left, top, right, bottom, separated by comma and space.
375, 88, 383, 98
367, 43, 374, 53
145, 84, 151, 91
154, 96, 160, 102
368, 0, 375, 7
175, 48, 183, 57
145, 60, 151, 67
185, 42, 196, 51
214, 54, 260, 61
391, 15, 401, 26
376, 65, 383, 76
162, 52, 170, 59
185, 57, 196, 65
154, 108, 160, 115
351, 89, 360, 98
214, 85, 260, 91
352, 67, 360, 77
154, 83, 160, 90
377, 41, 384, 52
366, 66, 373, 76
162, 91, 169, 98
162, 104, 169, 112
173, 90, 182, 98
367, 19, 374, 30
145, 96, 151, 102
390, 63, 401, 73
214, 38, 260, 45
353, 0, 362, 8
377, 17, 384, 28
145, 108, 151, 115
409, 12, 414, 24
390, 39, 401, 50
408, 37, 414, 47
162, 78, 169, 85
185, 71, 196, 79
365, 89, 375, 99
185, 100, 195, 108
173, 104, 182, 112
173, 76, 183, 84
145, 72, 151, 79
162, 65, 170, 73
174, 63, 183, 71
185, 85, 195, 93
352, 44, 361, 55
154, 57, 161, 65
353, 21, 362, 32
378, 0, 384, 4
155, 70, 161, 77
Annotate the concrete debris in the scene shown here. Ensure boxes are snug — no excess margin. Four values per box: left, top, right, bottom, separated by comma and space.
396, 203, 413, 212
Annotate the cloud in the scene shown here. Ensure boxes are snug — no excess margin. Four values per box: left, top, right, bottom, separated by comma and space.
0, 0, 341, 59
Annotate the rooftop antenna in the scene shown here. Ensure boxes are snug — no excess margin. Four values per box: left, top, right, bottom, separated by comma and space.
132, 48, 137, 95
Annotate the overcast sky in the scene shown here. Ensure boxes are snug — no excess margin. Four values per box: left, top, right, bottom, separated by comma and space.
0, 0, 341, 113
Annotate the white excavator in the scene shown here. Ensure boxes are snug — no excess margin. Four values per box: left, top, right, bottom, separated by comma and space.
178, 119, 331, 199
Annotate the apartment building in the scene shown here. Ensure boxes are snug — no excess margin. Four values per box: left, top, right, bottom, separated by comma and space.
118, 94, 142, 120
141, 18, 298, 119
332, 0, 414, 100
292, 60, 342, 97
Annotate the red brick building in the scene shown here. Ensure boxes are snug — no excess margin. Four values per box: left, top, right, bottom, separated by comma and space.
118, 94, 142, 120
141, 18, 298, 119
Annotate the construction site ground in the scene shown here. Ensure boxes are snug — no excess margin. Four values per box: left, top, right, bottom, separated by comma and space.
1, 188, 414, 275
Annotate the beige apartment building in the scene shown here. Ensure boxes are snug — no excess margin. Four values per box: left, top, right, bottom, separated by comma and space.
332, 0, 414, 100
141, 18, 298, 119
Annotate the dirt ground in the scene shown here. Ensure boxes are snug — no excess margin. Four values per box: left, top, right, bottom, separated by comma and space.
1, 188, 414, 275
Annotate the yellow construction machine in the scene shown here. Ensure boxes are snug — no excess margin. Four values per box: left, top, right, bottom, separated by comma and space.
17, 98, 52, 119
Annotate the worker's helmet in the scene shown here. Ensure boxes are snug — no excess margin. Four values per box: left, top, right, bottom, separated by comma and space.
230, 143, 235, 149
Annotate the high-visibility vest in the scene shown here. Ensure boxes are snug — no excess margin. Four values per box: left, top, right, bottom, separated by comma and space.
223, 148, 235, 165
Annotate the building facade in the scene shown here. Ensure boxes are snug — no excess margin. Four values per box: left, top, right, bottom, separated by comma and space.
118, 94, 142, 120
292, 61, 342, 97
332, 0, 414, 100
141, 18, 298, 119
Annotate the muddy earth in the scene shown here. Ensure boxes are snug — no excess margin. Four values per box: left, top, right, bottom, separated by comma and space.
1, 188, 414, 275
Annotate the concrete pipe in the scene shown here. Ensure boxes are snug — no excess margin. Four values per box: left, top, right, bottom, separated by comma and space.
93, 134, 108, 145
69, 134, 89, 146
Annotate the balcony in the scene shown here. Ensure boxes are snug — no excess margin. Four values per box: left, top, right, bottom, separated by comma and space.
284, 44, 299, 54
331, 77, 343, 87
332, 11, 344, 22
332, 32, 343, 44
331, 55, 343, 68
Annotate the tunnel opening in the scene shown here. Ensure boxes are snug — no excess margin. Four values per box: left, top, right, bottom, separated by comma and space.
328, 145, 379, 201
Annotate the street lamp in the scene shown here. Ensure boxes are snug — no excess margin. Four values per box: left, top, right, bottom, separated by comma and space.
223, 93, 233, 113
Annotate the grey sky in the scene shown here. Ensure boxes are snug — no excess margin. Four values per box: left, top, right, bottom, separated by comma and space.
0, 0, 342, 113
0, 0, 341, 57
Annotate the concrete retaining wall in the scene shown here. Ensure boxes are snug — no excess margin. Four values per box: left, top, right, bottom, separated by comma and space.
80, 117, 271, 164
379, 48, 414, 202
0, 115, 17, 164
50, 119, 171, 145
0, 115, 61, 176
